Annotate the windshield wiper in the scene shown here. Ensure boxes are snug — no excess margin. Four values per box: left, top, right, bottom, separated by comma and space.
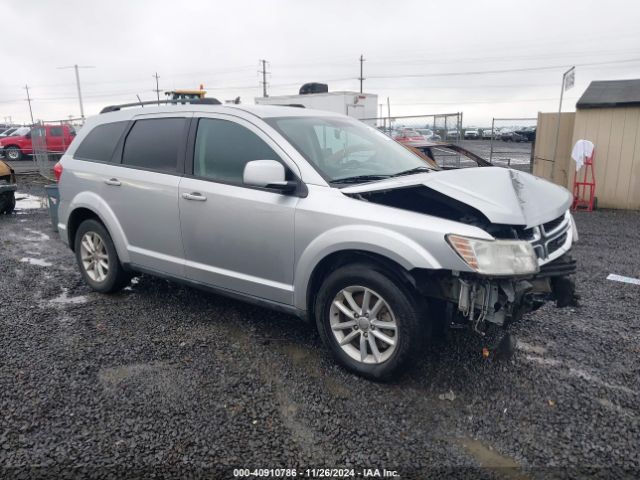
330, 174, 392, 185
388, 166, 432, 178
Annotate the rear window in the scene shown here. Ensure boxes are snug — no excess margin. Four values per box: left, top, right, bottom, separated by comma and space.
121, 118, 186, 172
75, 121, 128, 162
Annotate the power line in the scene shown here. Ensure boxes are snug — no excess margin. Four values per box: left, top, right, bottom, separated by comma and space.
367, 57, 640, 80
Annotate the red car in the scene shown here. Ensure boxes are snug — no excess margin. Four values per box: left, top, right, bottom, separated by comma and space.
392, 129, 424, 143
0, 124, 76, 161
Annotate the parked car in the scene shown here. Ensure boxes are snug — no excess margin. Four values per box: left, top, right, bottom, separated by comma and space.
481, 128, 495, 139
0, 127, 19, 137
445, 129, 459, 140
415, 128, 441, 141
500, 129, 526, 142
516, 126, 537, 142
56, 103, 578, 380
0, 125, 75, 160
392, 129, 424, 143
0, 159, 17, 214
464, 128, 480, 140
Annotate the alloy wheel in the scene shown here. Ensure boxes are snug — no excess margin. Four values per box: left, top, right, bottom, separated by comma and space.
80, 231, 109, 282
329, 285, 398, 364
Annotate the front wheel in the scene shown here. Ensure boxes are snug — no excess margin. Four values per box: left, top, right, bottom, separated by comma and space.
5, 147, 21, 161
315, 264, 424, 380
74, 219, 131, 293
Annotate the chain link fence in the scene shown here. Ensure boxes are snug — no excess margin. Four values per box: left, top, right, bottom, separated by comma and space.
486, 117, 537, 172
360, 113, 464, 142
31, 117, 83, 180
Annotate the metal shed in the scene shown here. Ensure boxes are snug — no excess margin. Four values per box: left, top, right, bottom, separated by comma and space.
534, 79, 640, 210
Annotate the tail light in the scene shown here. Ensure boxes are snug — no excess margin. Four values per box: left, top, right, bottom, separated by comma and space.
53, 162, 63, 182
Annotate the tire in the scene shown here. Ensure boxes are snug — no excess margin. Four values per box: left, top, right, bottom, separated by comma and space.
314, 263, 424, 380
74, 219, 131, 293
0, 192, 15, 214
5, 147, 22, 161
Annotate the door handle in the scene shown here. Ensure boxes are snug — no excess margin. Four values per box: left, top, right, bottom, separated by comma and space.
104, 178, 121, 186
182, 192, 207, 201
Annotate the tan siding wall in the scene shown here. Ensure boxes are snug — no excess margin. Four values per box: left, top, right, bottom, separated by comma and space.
532, 112, 575, 188
533, 107, 640, 210
570, 107, 640, 209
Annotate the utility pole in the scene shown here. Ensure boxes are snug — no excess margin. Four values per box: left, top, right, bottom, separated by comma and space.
152, 72, 161, 105
358, 54, 366, 93
57, 64, 95, 122
24, 85, 34, 125
259, 59, 269, 97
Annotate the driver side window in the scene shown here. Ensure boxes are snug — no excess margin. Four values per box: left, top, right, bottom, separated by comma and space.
194, 118, 282, 184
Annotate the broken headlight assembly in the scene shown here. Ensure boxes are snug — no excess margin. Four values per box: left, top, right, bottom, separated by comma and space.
447, 234, 539, 276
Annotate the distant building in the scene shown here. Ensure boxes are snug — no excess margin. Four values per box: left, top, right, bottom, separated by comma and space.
255, 90, 378, 124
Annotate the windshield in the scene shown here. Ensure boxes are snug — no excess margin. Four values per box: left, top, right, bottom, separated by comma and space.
12, 127, 30, 136
266, 116, 433, 183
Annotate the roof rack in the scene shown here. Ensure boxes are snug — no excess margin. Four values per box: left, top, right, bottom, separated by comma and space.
100, 97, 222, 114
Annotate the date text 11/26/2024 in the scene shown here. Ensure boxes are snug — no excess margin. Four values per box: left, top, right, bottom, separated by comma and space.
233, 468, 400, 478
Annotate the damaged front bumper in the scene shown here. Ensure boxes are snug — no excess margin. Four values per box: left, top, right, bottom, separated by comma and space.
417, 252, 577, 335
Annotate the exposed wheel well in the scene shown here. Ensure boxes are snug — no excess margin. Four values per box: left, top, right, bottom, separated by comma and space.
306, 250, 419, 316
67, 208, 104, 251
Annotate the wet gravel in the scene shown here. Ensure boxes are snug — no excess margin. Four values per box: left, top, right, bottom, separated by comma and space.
1, 179, 639, 479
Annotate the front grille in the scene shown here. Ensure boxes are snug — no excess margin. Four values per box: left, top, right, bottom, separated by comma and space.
542, 215, 565, 234
527, 212, 571, 261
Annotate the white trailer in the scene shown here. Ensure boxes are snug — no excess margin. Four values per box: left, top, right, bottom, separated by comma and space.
255, 91, 378, 124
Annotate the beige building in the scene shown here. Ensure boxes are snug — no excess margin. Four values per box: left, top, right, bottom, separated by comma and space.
533, 79, 640, 210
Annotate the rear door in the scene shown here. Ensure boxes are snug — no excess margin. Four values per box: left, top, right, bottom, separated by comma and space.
178, 115, 298, 304
97, 114, 190, 276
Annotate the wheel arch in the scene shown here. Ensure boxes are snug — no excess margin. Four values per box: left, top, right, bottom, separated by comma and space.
64, 193, 130, 263
295, 225, 442, 312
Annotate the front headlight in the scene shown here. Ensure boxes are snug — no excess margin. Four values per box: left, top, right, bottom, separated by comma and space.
447, 234, 539, 276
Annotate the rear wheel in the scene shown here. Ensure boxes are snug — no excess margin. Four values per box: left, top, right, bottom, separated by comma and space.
74, 219, 130, 293
5, 147, 21, 161
315, 264, 423, 380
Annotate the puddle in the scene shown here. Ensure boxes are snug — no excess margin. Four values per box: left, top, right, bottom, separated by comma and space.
20, 257, 52, 267
456, 437, 526, 479
14, 193, 46, 210
49, 288, 88, 305
24, 228, 50, 241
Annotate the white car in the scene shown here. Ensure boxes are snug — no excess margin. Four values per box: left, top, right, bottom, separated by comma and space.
464, 129, 480, 140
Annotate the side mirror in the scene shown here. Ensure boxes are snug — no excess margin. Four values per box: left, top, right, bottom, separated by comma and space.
243, 160, 297, 193
25, 131, 31, 139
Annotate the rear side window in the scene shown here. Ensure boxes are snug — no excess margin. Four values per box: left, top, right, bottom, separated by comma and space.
193, 118, 280, 183
49, 127, 63, 137
75, 121, 128, 162
122, 118, 186, 172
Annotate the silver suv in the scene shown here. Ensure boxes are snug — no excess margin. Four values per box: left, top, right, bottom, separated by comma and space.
57, 103, 578, 380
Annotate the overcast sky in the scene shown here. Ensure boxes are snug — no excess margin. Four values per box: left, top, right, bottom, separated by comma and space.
2, 0, 640, 126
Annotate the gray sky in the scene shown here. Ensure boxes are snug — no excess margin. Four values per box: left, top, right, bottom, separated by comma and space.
2, 0, 640, 126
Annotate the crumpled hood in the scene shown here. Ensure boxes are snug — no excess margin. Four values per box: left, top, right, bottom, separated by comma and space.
341, 167, 572, 228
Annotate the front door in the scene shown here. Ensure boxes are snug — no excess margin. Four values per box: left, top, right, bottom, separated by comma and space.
179, 116, 298, 305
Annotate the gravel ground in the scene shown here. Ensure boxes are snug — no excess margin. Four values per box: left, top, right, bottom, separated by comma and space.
1, 178, 639, 479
